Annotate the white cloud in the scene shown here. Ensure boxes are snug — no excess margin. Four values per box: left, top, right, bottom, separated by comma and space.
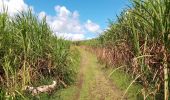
55, 32, 85, 41
39, 5, 86, 40
39, 5, 102, 40
38, 11, 46, 20
86, 37, 93, 40
0, 0, 29, 16
72, 11, 79, 19
42, 5, 85, 37
85, 19, 101, 33
41, 5, 86, 41
55, 5, 71, 18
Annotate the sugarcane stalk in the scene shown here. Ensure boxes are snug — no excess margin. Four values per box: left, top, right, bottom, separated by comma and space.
163, 45, 169, 100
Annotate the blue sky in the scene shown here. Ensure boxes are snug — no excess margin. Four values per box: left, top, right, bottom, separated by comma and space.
0, 0, 130, 40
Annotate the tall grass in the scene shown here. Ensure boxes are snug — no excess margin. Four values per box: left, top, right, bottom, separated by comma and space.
83, 0, 169, 99
0, 9, 79, 99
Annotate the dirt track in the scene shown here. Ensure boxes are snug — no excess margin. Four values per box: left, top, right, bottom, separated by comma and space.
74, 48, 124, 100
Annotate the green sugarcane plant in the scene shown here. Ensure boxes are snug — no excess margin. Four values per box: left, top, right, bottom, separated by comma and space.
86, 0, 169, 99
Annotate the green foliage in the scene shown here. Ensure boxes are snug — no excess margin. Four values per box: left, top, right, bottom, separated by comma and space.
0, 10, 80, 99
74, 39, 101, 47
104, 67, 143, 100
86, 0, 169, 99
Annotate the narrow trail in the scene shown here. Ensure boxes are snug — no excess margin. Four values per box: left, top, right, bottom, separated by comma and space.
74, 48, 124, 100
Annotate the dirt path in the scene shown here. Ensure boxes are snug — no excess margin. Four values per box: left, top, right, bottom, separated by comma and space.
74, 48, 88, 100
74, 48, 124, 100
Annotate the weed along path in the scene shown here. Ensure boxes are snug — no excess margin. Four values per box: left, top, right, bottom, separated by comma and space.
55, 48, 124, 100
74, 48, 124, 100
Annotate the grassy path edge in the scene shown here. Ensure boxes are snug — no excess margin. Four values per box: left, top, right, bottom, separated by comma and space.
51, 47, 142, 100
